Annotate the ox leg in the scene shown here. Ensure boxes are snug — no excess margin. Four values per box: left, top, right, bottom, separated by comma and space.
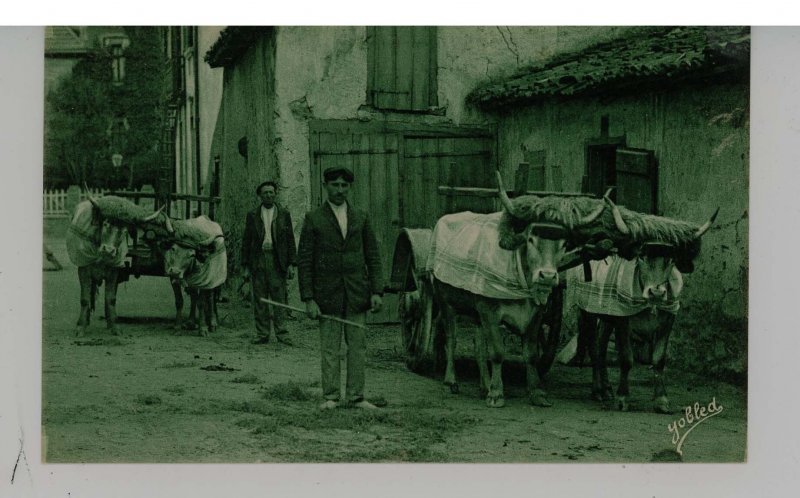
104, 268, 120, 336
652, 313, 675, 414
75, 266, 92, 337
171, 279, 184, 333
185, 289, 199, 330
442, 304, 459, 394
200, 290, 213, 336
614, 319, 634, 412
478, 308, 505, 408
210, 288, 219, 331
582, 311, 606, 401
598, 320, 614, 401
524, 313, 552, 407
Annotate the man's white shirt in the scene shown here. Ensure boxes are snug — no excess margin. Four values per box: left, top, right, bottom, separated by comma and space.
327, 201, 348, 238
261, 205, 275, 250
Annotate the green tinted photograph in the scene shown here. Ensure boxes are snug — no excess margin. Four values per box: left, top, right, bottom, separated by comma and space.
41, 26, 748, 463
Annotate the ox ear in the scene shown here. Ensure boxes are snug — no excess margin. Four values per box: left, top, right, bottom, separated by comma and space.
497, 211, 526, 250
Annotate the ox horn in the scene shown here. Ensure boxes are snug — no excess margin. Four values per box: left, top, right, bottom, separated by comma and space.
83, 182, 100, 208
694, 207, 720, 238
603, 192, 630, 235
577, 198, 606, 227
142, 204, 165, 223
495, 169, 515, 215
164, 215, 174, 234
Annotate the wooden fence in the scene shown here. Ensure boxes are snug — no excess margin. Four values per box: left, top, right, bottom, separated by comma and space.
43, 187, 110, 218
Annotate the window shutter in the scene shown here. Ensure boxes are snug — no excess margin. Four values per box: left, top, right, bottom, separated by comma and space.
368, 27, 437, 111
615, 148, 657, 214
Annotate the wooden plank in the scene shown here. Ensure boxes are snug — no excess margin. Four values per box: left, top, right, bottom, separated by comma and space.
309, 118, 492, 138
394, 27, 413, 110
366, 27, 376, 104
375, 27, 397, 109
411, 26, 431, 111
428, 26, 438, 107
437, 186, 596, 198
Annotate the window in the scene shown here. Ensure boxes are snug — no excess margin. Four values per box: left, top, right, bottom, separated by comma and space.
366, 26, 438, 111
585, 144, 658, 214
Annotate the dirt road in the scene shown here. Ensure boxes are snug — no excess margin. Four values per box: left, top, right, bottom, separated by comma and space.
42, 235, 746, 463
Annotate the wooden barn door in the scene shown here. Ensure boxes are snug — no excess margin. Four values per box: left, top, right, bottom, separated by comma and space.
310, 128, 400, 323
400, 135, 495, 229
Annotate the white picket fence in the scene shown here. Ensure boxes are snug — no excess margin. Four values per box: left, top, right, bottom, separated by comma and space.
42, 187, 109, 218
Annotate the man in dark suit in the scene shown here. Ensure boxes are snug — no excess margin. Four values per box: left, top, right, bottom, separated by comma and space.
298, 167, 384, 410
242, 180, 297, 345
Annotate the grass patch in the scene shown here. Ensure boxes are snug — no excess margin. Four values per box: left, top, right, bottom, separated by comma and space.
231, 374, 261, 384
260, 380, 316, 402
161, 360, 199, 369
135, 394, 163, 406
162, 385, 186, 394
73, 337, 126, 347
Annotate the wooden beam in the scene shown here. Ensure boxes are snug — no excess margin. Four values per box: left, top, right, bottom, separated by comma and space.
437, 186, 597, 198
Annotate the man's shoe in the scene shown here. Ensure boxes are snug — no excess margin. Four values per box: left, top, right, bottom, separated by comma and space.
319, 400, 339, 411
353, 400, 378, 410
251, 336, 270, 345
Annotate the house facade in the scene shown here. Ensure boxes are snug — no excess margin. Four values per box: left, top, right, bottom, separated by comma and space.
197, 26, 749, 364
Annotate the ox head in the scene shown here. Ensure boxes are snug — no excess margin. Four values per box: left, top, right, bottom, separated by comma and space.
84, 186, 168, 262
606, 196, 719, 304
163, 241, 212, 280
496, 171, 605, 303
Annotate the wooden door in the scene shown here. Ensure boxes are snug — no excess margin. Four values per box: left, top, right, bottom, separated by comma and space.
400, 135, 495, 229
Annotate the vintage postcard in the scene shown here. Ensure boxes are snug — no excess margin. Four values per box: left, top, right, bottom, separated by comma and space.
7, 18, 800, 498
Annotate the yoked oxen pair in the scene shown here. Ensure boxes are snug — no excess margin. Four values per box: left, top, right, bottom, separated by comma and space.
66, 194, 168, 336
162, 215, 227, 336
429, 171, 608, 408
573, 197, 718, 413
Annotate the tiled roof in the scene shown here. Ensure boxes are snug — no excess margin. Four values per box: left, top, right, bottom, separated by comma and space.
467, 26, 750, 111
204, 26, 273, 68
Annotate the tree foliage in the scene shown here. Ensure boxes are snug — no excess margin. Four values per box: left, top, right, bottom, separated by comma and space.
45, 27, 164, 189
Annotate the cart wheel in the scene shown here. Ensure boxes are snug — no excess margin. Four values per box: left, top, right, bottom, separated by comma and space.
399, 267, 434, 373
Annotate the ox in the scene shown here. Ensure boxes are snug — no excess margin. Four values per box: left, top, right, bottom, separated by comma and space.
433, 172, 606, 408
163, 217, 227, 336
575, 198, 718, 413
66, 195, 164, 336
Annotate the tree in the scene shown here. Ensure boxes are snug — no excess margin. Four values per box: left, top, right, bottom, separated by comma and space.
45, 26, 164, 190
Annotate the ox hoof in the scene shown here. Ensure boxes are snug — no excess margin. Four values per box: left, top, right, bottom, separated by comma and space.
447, 383, 459, 394
531, 390, 553, 407
616, 397, 630, 412
75, 327, 87, 338
183, 321, 198, 331
485, 396, 505, 408
199, 327, 209, 337
654, 396, 671, 414
208, 325, 217, 334
108, 327, 120, 336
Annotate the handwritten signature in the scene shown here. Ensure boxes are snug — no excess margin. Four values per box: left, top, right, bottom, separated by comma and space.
668, 397, 724, 456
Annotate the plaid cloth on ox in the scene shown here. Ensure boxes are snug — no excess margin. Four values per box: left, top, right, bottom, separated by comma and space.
571, 256, 682, 317
425, 211, 545, 300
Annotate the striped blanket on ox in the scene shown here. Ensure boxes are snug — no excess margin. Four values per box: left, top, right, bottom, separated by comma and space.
425, 211, 552, 302
174, 216, 227, 290
570, 256, 682, 317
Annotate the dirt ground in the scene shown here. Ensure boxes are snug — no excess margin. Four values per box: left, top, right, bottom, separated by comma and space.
41, 229, 747, 463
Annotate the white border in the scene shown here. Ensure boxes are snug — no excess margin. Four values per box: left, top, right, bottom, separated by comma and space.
3, 22, 800, 498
